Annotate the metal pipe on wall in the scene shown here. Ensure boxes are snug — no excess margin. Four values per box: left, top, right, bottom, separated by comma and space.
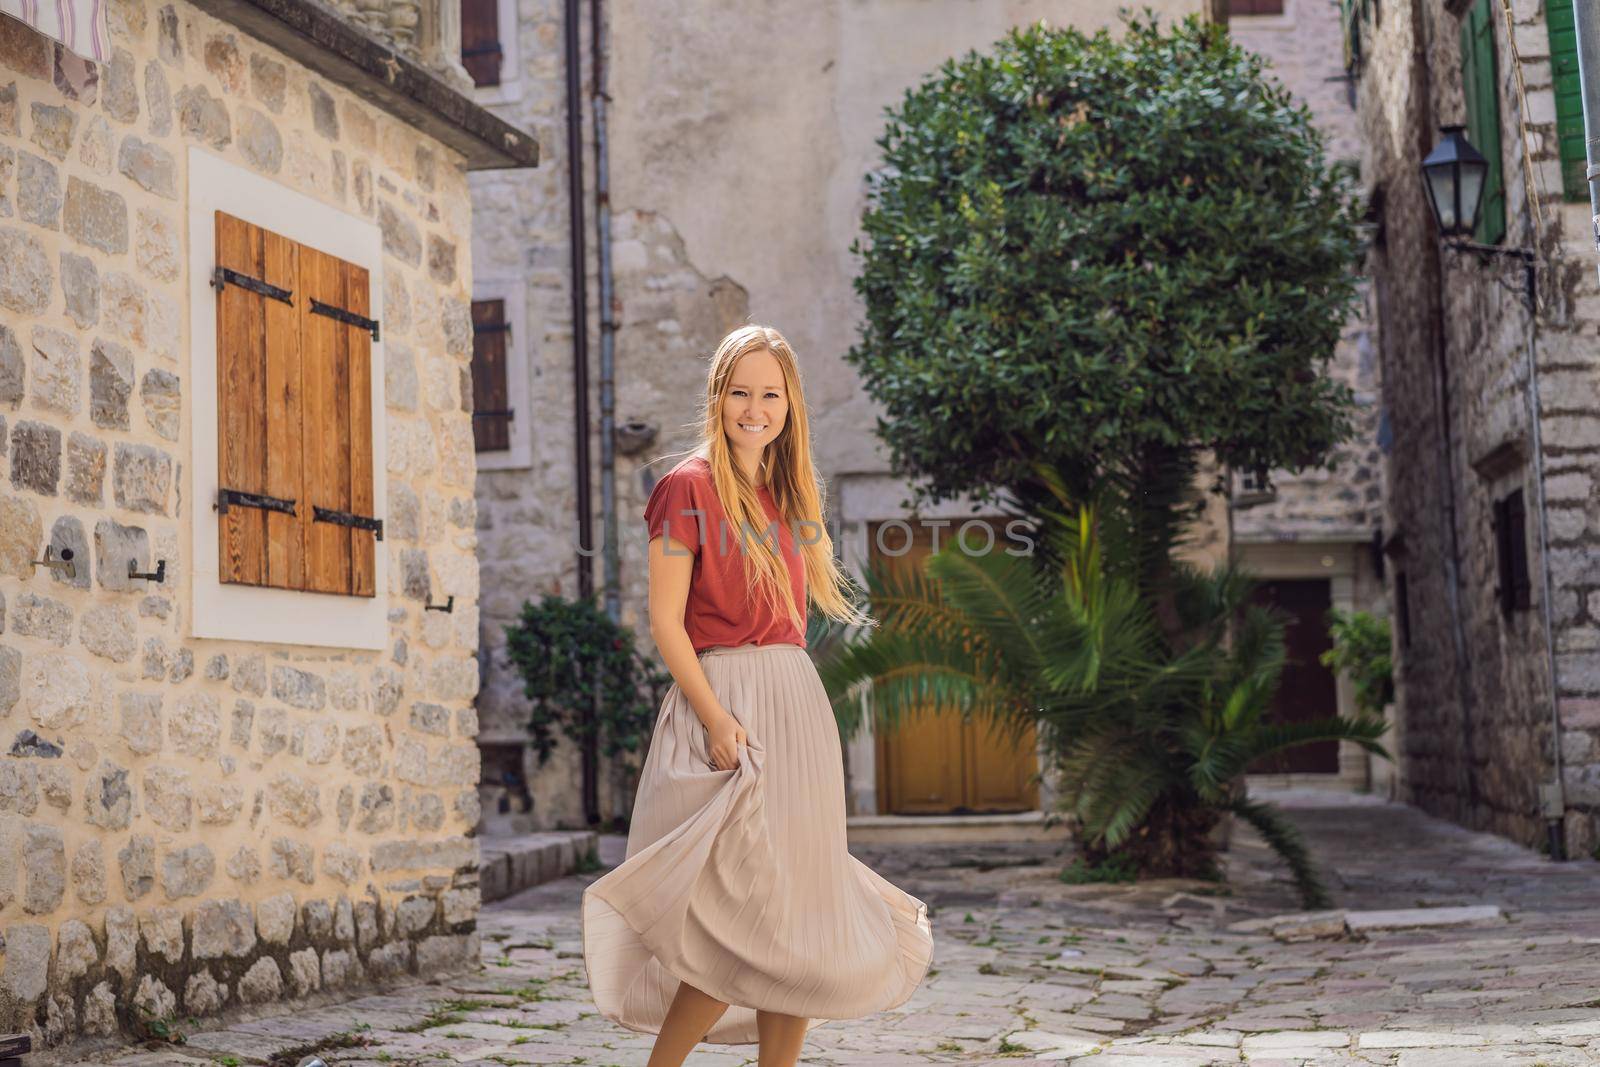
593, 0, 618, 632
1522, 311, 1567, 860
563, 0, 599, 825
1409, 0, 1481, 819
590, 0, 624, 828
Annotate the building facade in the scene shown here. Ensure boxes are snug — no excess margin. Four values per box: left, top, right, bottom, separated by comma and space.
1347, 0, 1600, 855
1227, 0, 1391, 794
464, 0, 1219, 832
0, 0, 533, 1044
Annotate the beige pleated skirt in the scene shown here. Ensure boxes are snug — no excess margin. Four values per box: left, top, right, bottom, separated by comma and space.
580, 641, 935, 1045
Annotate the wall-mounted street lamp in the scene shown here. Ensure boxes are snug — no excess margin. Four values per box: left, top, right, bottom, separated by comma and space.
1419, 123, 1565, 860
1420, 124, 1535, 307
1420, 125, 1488, 239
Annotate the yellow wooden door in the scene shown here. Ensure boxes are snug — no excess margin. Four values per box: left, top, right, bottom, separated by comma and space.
868, 520, 1039, 815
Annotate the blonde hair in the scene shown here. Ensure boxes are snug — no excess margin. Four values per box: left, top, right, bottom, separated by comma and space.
660, 324, 872, 633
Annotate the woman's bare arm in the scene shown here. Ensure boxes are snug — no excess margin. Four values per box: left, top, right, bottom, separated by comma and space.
648, 532, 745, 767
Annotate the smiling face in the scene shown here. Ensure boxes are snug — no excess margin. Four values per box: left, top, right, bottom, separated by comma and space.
720, 348, 789, 475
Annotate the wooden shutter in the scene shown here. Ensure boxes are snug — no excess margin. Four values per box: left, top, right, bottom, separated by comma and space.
1547, 0, 1588, 201
215, 211, 378, 599
1461, 0, 1506, 244
217, 213, 303, 590
461, 0, 502, 88
471, 298, 512, 452
300, 245, 376, 597
1230, 0, 1284, 15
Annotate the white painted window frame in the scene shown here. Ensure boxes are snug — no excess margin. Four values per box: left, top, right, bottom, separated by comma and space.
470, 0, 524, 107
472, 275, 533, 471
186, 147, 390, 650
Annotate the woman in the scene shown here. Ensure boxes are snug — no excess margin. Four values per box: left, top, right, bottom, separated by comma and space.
581, 325, 935, 1067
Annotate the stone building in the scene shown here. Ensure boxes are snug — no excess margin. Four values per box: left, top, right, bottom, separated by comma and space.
1345, 0, 1600, 856
0, 0, 534, 1045
1227, 0, 1391, 794
463, 0, 1219, 832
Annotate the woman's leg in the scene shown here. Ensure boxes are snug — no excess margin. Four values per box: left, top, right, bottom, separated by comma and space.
645, 980, 730, 1067
756, 1010, 810, 1067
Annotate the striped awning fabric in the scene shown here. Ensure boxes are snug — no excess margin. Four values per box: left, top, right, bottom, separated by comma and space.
0, 0, 108, 63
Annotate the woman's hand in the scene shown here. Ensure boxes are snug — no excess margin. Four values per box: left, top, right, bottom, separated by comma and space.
705, 712, 747, 771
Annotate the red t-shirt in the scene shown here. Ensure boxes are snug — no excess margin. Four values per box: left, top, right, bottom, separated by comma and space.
644, 456, 807, 653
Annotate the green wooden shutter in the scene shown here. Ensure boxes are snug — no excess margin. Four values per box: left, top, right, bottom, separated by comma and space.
1461, 0, 1506, 244
1547, 0, 1588, 201
1341, 0, 1362, 71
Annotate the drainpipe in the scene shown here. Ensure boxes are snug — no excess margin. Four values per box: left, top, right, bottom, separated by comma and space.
592, 0, 619, 630
1523, 311, 1567, 860
1413, 0, 1481, 819
563, 0, 599, 826
590, 0, 624, 827
1573, 0, 1600, 279
1569, 35, 1600, 855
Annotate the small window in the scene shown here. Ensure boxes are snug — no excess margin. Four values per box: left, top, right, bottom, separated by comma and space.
1231, 0, 1285, 14
1491, 488, 1531, 618
472, 280, 532, 471
216, 212, 380, 599
1393, 571, 1411, 650
461, 0, 503, 88
471, 298, 513, 453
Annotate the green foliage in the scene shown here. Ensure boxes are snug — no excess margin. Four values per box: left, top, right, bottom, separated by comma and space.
805, 579, 879, 743
1320, 609, 1395, 716
503, 594, 671, 766
133, 1007, 188, 1045
846, 13, 1364, 513
817, 472, 1391, 908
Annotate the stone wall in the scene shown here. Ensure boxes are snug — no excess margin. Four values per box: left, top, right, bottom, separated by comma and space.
1352, 0, 1600, 854
1231, 2, 1384, 543
468, 0, 1208, 831
0, 0, 483, 1046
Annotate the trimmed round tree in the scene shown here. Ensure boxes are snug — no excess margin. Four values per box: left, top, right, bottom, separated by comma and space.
846, 14, 1364, 531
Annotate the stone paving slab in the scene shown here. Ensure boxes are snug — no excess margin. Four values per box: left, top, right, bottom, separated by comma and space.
49, 788, 1600, 1066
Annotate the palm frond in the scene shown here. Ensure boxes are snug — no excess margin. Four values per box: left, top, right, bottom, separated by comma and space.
1229, 795, 1331, 909
923, 540, 1053, 677
1244, 715, 1391, 766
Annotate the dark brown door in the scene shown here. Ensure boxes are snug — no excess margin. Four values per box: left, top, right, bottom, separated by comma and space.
1248, 579, 1339, 773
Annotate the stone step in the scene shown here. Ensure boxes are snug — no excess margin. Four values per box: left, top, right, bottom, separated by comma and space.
478, 831, 599, 903
1226, 904, 1504, 941
845, 810, 1072, 845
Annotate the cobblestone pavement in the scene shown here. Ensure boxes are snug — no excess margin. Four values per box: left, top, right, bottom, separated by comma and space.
62, 789, 1600, 1066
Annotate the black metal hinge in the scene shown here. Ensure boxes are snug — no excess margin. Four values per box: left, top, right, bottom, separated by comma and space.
211, 266, 293, 305
461, 44, 504, 58
313, 505, 384, 541
473, 321, 512, 335
310, 298, 380, 342
217, 488, 298, 516
472, 409, 515, 421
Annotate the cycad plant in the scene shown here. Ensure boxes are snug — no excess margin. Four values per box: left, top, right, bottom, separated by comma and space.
817, 469, 1390, 909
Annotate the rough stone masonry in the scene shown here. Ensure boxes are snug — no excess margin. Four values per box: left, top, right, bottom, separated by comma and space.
0, 0, 488, 1048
